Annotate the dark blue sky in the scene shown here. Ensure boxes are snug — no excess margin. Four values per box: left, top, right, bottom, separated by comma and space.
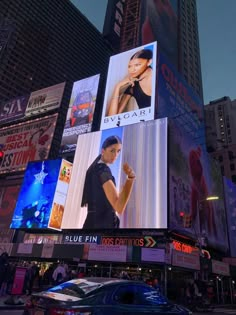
71, 0, 236, 105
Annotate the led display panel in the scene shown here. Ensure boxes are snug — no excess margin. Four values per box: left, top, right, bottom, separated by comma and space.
10, 159, 72, 229
100, 42, 157, 130
61, 74, 100, 154
62, 118, 167, 229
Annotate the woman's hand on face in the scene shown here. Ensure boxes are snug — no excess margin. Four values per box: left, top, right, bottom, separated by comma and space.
123, 162, 136, 179
117, 76, 136, 89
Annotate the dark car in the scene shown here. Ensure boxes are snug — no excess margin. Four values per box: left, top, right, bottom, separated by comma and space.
24, 277, 192, 315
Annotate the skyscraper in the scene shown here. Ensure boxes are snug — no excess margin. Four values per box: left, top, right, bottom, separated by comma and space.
103, 0, 203, 99
205, 96, 236, 183
0, 0, 112, 140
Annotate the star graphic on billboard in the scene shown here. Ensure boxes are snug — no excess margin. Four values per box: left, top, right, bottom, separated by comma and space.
34, 161, 48, 184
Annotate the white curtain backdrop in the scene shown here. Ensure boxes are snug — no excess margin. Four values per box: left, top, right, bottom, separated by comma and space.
119, 119, 167, 228
61, 132, 102, 229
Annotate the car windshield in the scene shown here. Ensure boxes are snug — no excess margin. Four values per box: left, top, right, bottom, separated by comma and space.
48, 279, 101, 298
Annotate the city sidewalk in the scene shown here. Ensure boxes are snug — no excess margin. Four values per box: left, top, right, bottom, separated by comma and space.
0, 293, 28, 310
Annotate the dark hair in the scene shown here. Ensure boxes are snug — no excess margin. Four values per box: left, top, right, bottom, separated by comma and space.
130, 49, 153, 61
102, 135, 122, 150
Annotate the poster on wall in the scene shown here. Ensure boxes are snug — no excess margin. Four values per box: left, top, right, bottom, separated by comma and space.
169, 120, 228, 251
0, 114, 58, 174
0, 95, 29, 124
60, 74, 100, 154
10, 159, 72, 229
62, 118, 167, 229
25, 82, 65, 117
138, 0, 178, 68
100, 41, 157, 130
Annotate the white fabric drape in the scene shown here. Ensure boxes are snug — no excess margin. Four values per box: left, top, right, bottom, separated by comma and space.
119, 120, 167, 228
61, 132, 102, 228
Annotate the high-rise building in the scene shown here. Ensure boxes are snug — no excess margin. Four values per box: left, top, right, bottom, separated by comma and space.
103, 0, 203, 99
0, 0, 112, 155
205, 96, 236, 183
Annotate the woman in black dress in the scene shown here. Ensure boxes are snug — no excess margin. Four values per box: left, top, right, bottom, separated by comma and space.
81, 136, 135, 229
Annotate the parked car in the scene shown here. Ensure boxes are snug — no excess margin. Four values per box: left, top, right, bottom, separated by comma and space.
24, 277, 192, 315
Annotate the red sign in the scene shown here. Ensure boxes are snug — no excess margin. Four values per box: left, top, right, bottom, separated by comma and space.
11, 266, 27, 295
172, 240, 198, 254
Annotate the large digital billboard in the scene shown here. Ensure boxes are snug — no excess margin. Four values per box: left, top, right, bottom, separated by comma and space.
62, 118, 167, 229
138, 0, 178, 68
0, 114, 58, 174
10, 159, 72, 229
169, 120, 228, 251
100, 42, 157, 130
223, 177, 236, 257
157, 52, 204, 144
60, 74, 100, 154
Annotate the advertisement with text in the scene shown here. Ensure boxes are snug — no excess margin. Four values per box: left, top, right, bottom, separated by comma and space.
100, 42, 157, 130
0, 114, 58, 174
61, 74, 100, 154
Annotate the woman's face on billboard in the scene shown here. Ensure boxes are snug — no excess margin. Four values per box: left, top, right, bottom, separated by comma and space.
102, 143, 122, 164
128, 58, 150, 78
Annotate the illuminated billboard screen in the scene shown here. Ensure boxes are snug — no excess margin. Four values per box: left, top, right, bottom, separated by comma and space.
169, 120, 228, 251
223, 177, 236, 257
138, 0, 178, 67
0, 114, 58, 174
62, 118, 168, 229
61, 74, 100, 154
10, 159, 72, 229
100, 42, 157, 130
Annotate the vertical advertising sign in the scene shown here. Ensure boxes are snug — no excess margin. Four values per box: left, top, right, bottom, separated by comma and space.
0, 114, 58, 174
25, 82, 65, 117
10, 159, 72, 229
157, 52, 204, 144
61, 74, 100, 154
169, 120, 228, 251
100, 42, 157, 130
139, 0, 178, 68
103, 0, 126, 50
0, 95, 29, 124
224, 177, 236, 257
62, 118, 167, 230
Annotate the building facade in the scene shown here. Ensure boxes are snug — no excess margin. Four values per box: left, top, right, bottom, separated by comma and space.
205, 96, 236, 183
103, 0, 203, 99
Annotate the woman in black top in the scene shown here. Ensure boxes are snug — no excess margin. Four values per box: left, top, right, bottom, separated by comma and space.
107, 49, 153, 116
81, 136, 135, 229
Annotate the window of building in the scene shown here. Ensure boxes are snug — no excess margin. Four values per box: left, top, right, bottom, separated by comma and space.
221, 166, 224, 175
231, 175, 236, 183
230, 164, 235, 171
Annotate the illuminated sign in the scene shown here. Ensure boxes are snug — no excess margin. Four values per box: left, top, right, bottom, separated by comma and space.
172, 240, 198, 254
63, 235, 100, 244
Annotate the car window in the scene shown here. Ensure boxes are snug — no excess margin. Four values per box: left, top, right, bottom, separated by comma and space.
113, 285, 137, 305
112, 284, 168, 306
